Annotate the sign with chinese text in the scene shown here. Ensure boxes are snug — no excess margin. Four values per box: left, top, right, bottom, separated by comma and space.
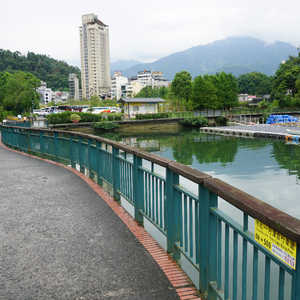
255, 219, 297, 269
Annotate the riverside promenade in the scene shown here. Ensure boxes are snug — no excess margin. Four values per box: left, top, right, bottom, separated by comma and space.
0, 138, 201, 299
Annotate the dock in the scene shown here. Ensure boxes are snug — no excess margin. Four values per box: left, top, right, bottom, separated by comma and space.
200, 124, 300, 143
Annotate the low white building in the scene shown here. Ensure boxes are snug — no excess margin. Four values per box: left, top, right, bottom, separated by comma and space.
117, 98, 166, 118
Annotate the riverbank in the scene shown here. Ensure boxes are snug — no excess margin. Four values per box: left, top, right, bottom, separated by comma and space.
49, 118, 186, 133
48, 117, 217, 133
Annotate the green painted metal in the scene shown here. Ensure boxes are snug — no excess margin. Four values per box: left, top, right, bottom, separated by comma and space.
112, 146, 120, 200
2, 124, 300, 300
133, 154, 143, 224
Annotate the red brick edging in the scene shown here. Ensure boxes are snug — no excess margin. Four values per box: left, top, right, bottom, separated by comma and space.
0, 133, 202, 300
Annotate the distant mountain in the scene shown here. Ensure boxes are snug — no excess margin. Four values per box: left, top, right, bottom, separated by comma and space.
110, 59, 141, 72
111, 37, 298, 80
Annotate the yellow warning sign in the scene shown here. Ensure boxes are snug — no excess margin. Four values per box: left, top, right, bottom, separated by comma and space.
255, 219, 297, 270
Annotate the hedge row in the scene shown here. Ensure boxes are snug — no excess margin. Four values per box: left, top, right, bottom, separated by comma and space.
135, 113, 170, 120
46, 111, 122, 124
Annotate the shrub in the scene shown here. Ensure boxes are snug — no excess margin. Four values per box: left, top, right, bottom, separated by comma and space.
216, 116, 228, 126
79, 113, 102, 123
93, 122, 120, 131
179, 116, 208, 127
259, 113, 269, 124
70, 114, 81, 121
47, 111, 72, 124
107, 114, 122, 121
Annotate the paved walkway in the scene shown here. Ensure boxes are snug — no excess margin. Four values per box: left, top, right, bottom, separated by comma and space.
0, 139, 201, 300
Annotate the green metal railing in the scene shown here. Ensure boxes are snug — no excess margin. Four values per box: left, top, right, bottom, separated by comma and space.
1, 124, 300, 300
1, 121, 31, 128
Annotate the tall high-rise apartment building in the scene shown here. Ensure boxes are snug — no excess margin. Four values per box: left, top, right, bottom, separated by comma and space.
69, 74, 80, 100
79, 13, 111, 99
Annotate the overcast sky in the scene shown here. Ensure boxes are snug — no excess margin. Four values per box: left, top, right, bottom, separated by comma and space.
1, 0, 299, 69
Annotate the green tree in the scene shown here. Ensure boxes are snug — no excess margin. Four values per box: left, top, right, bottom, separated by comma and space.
135, 86, 170, 100
2, 71, 40, 114
135, 86, 158, 98
237, 72, 273, 95
99, 99, 118, 106
170, 71, 192, 107
191, 75, 218, 110
271, 53, 300, 107
0, 71, 12, 105
219, 72, 239, 108
158, 86, 169, 99
90, 94, 101, 107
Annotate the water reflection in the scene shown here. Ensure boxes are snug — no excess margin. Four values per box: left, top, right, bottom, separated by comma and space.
93, 128, 300, 220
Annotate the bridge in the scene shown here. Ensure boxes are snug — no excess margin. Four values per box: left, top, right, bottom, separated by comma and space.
1, 124, 300, 300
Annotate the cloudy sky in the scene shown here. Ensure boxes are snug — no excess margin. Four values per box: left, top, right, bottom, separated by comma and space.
1, 0, 299, 69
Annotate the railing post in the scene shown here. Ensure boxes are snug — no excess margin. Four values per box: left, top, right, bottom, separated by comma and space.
112, 145, 120, 201
17, 127, 21, 150
199, 184, 218, 298
133, 153, 144, 225
69, 134, 74, 168
54, 132, 59, 162
96, 140, 103, 186
165, 168, 180, 258
78, 136, 83, 173
172, 171, 181, 263
87, 138, 92, 178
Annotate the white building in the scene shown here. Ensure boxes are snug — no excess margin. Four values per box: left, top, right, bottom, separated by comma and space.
151, 71, 170, 88
110, 71, 128, 100
137, 70, 152, 86
121, 81, 145, 98
114, 70, 170, 99
44, 89, 52, 106
37, 82, 53, 105
79, 13, 111, 99
69, 74, 80, 100
137, 70, 170, 88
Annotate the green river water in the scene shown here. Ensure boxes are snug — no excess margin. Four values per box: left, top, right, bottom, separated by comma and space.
86, 127, 300, 220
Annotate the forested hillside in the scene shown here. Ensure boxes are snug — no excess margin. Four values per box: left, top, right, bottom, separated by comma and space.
0, 49, 81, 91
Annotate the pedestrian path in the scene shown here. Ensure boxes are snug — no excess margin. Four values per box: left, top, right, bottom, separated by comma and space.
0, 139, 201, 300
